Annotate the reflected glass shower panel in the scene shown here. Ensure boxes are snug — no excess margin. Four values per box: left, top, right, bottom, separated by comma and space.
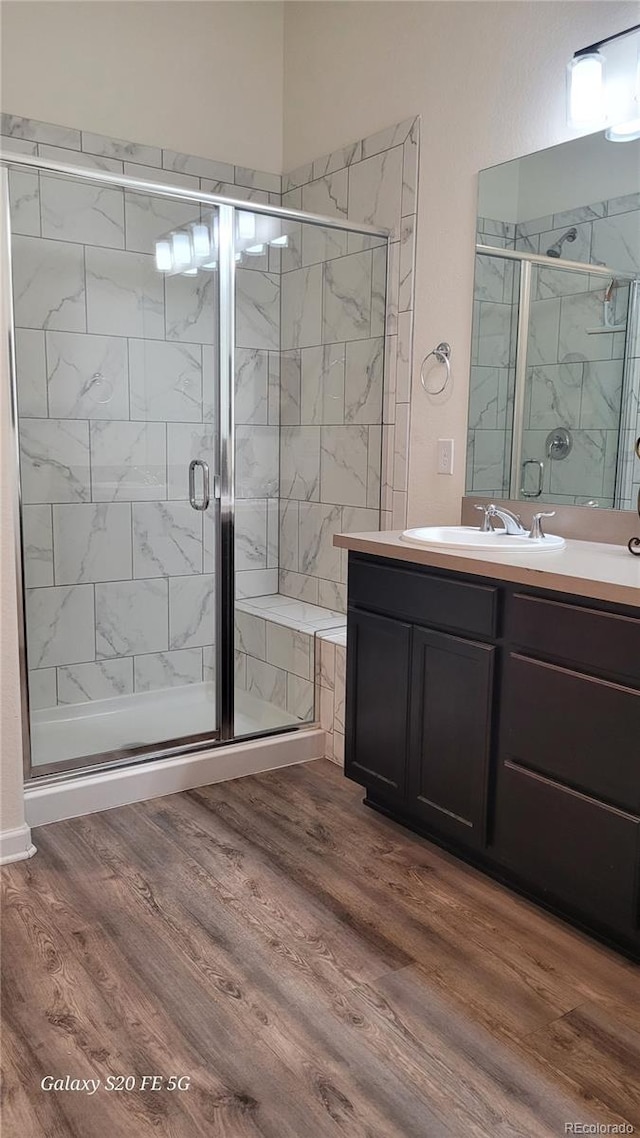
520, 266, 630, 506
11, 170, 220, 770
233, 218, 386, 738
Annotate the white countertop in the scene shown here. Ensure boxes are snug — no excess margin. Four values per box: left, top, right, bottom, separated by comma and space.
334, 530, 640, 609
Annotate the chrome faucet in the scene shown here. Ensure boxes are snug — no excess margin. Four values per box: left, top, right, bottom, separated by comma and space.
482, 503, 527, 535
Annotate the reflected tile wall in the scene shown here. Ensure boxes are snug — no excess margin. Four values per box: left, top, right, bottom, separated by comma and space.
280, 117, 419, 609
469, 198, 639, 504
7, 112, 281, 710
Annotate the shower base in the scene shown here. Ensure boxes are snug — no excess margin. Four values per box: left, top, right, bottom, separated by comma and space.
30, 683, 300, 770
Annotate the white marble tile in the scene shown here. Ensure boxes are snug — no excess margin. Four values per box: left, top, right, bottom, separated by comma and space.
302, 223, 349, 268
278, 570, 318, 605
319, 685, 334, 734
235, 425, 279, 498
393, 404, 410, 494
123, 162, 197, 189
15, 329, 47, 417
26, 583, 95, 668
0, 135, 37, 156
281, 265, 322, 350
86, 247, 164, 338
167, 423, 215, 499
391, 490, 407, 529
317, 579, 346, 613
9, 170, 40, 236
320, 424, 369, 507
402, 119, 419, 217
286, 675, 314, 721
280, 427, 321, 501
40, 145, 123, 173
163, 149, 234, 183
384, 240, 400, 336
96, 578, 168, 658
535, 266, 592, 301
246, 657, 287, 710
558, 291, 615, 363
468, 367, 507, 431
266, 623, 312, 680
90, 421, 166, 502
476, 301, 516, 368
81, 131, 161, 167
607, 192, 640, 217
266, 498, 279, 568
367, 425, 382, 509
549, 429, 608, 498
316, 635, 335, 689
591, 211, 640, 275
283, 162, 313, 191
20, 418, 90, 504
235, 498, 267, 571
235, 347, 268, 425
322, 252, 372, 343
397, 216, 415, 315
361, 118, 415, 159
333, 644, 346, 732
40, 176, 124, 247
133, 501, 202, 577
236, 269, 279, 351
129, 339, 201, 422
169, 574, 214, 649
124, 191, 200, 255
58, 659, 134, 705
527, 363, 583, 430
471, 430, 509, 493
279, 499, 299, 572
235, 610, 266, 659
344, 338, 383, 424
235, 568, 278, 598
29, 668, 57, 710
53, 503, 132, 584
2, 114, 81, 149
281, 349, 301, 425
348, 146, 403, 239
301, 170, 348, 261
370, 246, 387, 339
298, 503, 343, 581
134, 649, 202, 692
233, 649, 246, 689
383, 335, 397, 423
301, 344, 345, 425
312, 140, 362, 180
23, 505, 53, 587
47, 331, 129, 419
268, 352, 280, 425
165, 270, 216, 345
12, 235, 86, 332
235, 167, 281, 194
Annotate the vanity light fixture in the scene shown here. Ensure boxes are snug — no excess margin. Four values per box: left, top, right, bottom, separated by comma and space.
237, 211, 255, 241
245, 243, 266, 256
191, 222, 211, 259
568, 23, 640, 139
270, 234, 289, 247
171, 230, 192, 267
154, 239, 173, 273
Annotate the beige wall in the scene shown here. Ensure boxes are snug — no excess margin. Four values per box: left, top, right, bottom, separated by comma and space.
283, 0, 639, 526
0, 1, 284, 171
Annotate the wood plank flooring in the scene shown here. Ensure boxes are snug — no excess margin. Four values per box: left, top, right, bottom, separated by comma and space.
2, 758, 638, 1137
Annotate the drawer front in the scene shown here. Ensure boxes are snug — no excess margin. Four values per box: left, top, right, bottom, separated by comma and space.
506, 592, 640, 686
349, 556, 498, 639
494, 761, 640, 942
502, 654, 640, 813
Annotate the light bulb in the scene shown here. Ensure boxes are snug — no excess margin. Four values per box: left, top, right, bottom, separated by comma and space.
270, 234, 289, 247
182, 267, 198, 276
237, 212, 255, 241
568, 52, 605, 126
606, 117, 640, 141
245, 243, 266, 256
191, 223, 211, 259
155, 240, 173, 272
201, 260, 218, 271
171, 231, 192, 268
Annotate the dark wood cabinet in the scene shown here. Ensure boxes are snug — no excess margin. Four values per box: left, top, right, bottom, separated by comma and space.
344, 551, 640, 959
345, 608, 411, 795
408, 628, 494, 847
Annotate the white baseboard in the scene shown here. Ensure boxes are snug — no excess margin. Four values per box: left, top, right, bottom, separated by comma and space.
0, 823, 37, 864
25, 727, 326, 828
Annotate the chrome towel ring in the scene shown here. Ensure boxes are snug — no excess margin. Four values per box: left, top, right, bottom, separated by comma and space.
420, 341, 451, 396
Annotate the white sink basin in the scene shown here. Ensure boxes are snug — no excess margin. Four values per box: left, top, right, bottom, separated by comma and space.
401, 526, 566, 552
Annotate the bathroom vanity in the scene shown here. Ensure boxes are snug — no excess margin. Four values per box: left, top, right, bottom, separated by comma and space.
334, 531, 640, 959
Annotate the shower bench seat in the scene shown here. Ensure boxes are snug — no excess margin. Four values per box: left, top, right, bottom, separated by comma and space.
234, 595, 347, 760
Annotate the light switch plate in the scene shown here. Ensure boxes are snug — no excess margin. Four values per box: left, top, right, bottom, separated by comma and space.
437, 438, 454, 475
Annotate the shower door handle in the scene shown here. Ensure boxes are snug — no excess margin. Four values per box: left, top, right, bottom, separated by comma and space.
520, 459, 544, 498
189, 459, 210, 511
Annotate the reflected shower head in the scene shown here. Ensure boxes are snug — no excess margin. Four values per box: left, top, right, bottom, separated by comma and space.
546, 227, 578, 258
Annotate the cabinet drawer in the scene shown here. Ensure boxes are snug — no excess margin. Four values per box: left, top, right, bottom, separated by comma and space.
494, 762, 640, 941
502, 654, 640, 813
349, 556, 498, 639
506, 592, 640, 686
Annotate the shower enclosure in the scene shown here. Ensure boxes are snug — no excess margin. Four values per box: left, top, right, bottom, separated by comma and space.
1, 151, 388, 779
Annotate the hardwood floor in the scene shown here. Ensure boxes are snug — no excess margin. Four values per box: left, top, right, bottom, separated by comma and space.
2, 758, 638, 1137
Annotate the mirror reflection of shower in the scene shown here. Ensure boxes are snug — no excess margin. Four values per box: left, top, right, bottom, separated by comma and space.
545, 227, 577, 258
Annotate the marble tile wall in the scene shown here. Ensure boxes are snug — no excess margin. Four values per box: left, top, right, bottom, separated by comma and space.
279, 118, 419, 611
316, 627, 347, 766
5, 112, 282, 711
469, 196, 639, 507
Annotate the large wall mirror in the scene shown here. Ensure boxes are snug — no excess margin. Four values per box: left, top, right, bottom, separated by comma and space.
467, 131, 639, 511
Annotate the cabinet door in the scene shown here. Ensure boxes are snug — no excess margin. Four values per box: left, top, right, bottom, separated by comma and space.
408, 628, 495, 848
345, 609, 411, 794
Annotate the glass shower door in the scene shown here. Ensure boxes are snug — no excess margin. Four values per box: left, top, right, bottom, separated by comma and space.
7, 165, 221, 772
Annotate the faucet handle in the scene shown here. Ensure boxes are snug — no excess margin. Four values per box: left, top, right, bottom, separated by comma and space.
474, 503, 493, 532
529, 511, 556, 540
